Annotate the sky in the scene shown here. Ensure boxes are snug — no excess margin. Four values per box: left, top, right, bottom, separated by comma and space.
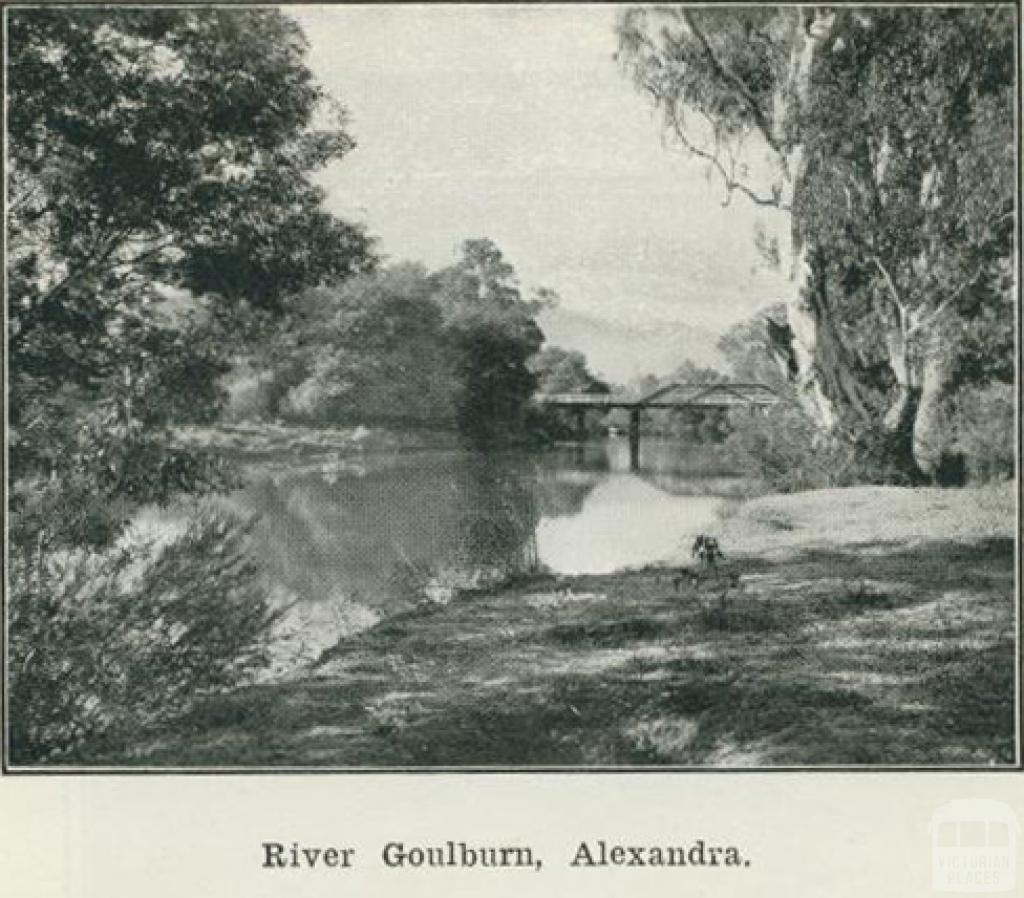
289, 4, 791, 336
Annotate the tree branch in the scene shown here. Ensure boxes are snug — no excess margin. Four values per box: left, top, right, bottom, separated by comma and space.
111, 237, 177, 273
27, 227, 176, 314
9, 182, 47, 215
680, 9, 784, 159
666, 104, 784, 209
32, 228, 131, 308
869, 255, 908, 322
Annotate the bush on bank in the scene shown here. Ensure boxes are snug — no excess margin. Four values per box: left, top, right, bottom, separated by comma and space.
951, 382, 1015, 483
720, 396, 1016, 494
8, 511, 278, 764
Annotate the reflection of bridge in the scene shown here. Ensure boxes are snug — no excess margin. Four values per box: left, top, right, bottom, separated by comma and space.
536, 382, 781, 469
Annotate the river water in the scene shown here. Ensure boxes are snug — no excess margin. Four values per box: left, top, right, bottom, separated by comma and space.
230, 437, 750, 655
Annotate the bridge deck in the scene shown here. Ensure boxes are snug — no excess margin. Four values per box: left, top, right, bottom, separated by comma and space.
537, 382, 780, 409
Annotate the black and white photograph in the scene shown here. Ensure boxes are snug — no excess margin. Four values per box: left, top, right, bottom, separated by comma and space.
5, 2, 1018, 770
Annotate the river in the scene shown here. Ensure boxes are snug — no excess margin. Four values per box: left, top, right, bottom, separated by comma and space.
226, 436, 752, 665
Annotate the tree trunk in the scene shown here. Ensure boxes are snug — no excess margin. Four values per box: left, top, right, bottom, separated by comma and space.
911, 348, 952, 479
881, 322, 924, 474
883, 324, 919, 432
786, 250, 839, 431
783, 241, 874, 435
884, 382, 920, 435
772, 9, 872, 436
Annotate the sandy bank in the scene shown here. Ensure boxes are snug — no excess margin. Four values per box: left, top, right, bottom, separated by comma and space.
719, 483, 1014, 558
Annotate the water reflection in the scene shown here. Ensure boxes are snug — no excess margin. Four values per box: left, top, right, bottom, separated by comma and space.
532, 438, 746, 574
231, 438, 748, 616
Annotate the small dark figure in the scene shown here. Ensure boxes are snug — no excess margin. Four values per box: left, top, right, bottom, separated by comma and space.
671, 536, 730, 594
691, 534, 725, 569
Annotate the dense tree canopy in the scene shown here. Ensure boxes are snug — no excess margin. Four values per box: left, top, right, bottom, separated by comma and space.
233, 240, 556, 446
432, 240, 547, 445
255, 264, 459, 427
8, 7, 375, 545
8, 8, 372, 317
530, 347, 610, 396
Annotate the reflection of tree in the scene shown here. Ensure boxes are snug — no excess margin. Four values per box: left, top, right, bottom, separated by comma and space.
626, 439, 745, 479
531, 473, 600, 518
238, 453, 548, 607
234, 478, 336, 597
234, 460, 473, 607
538, 443, 612, 473
452, 456, 541, 576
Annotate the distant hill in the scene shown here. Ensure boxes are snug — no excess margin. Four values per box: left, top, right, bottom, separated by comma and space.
536, 306, 727, 386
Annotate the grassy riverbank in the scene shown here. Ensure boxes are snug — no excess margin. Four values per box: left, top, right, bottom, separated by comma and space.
117, 483, 1015, 767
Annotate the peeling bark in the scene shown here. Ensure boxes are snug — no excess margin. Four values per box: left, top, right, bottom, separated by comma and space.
912, 348, 952, 479
882, 323, 920, 433
878, 320, 929, 478
786, 257, 840, 431
787, 250, 875, 433
769, 9, 861, 436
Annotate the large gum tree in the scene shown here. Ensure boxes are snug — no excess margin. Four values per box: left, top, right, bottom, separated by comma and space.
616, 6, 1014, 478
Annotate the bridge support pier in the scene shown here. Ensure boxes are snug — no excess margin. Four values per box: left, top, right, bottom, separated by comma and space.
574, 407, 586, 443
629, 408, 640, 470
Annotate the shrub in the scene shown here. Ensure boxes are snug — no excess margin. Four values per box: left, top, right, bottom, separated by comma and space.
723, 403, 923, 492
723, 404, 844, 492
8, 511, 278, 763
9, 409, 238, 551
951, 382, 1015, 482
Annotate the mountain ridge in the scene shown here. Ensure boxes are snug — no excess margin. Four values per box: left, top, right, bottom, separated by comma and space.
537, 306, 726, 385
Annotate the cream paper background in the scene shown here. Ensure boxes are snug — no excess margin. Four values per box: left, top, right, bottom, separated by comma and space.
3, 3, 1019, 895
1, 773, 1021, 896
